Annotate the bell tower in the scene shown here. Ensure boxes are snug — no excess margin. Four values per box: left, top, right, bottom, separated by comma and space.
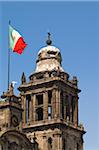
18, 33, 85, 150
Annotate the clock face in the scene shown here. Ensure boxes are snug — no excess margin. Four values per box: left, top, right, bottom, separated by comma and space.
11, 115, 19, 127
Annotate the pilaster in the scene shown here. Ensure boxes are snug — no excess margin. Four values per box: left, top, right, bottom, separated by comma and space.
43, 136, 48, 150
52, 88, 56, 118
53, 133, 62, 150
29, 94, 33, 123
74, 96, 78, 127
63, 92, 66, 120
55, 88, 61, 118
21, 95, 26, 126
33, 94, 36, 122
69, 95, 72, 123
43, 91, 48, 120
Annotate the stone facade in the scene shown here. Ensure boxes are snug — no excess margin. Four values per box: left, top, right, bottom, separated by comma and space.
0, 36, 85, 149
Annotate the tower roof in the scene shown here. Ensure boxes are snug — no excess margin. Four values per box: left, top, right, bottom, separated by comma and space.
35, 33, 64, 73
38, 45, 60, 56
35, 45, 63, 72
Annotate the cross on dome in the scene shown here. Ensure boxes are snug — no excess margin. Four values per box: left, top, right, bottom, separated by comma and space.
46, 32, 52, 45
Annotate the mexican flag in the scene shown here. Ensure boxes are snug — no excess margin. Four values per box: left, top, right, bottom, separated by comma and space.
9, 25, 27, 54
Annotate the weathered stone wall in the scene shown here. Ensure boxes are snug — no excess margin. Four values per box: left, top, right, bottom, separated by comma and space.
0, 107, 10, 130
26, 126, 83, 150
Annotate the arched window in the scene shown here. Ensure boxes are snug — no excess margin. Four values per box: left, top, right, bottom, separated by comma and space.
48, 137, 52, 150
36, 108, 43, 121
66, 95, 70, 121
26, 94, 31, 123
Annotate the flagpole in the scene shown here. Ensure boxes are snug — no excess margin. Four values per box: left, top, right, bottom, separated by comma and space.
8, 20, 11, 90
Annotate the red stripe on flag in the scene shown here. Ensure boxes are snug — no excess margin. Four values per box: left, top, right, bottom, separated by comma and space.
13, 37, 27, 54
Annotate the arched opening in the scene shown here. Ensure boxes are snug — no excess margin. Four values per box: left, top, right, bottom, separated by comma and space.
48, 137, 52, 150
66, 95, 70, 121
36, 107, 43, 121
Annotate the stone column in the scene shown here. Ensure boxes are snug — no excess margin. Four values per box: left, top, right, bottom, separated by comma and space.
74, 96, 78, 127
43, 136, 48, 150
21, 95, 26, 126
43, 91, 48, 120
55, 89, 60, 118
65, 95, 69, 121
33, 95, 36, 122
63, 92, 66, 120
60, 91, 62, 119
76, 140, 83, 150
53, 133, 62, 150
80, 139, 84, 150
29, 94, 33, 123
52, 88, 56, 118
69, 95, 72, 123
80, 144, 83, 150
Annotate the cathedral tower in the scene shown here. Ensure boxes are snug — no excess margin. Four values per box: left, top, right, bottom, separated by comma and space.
18, 33, 85, 150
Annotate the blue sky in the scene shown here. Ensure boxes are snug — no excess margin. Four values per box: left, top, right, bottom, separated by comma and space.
0, 1, 99, 150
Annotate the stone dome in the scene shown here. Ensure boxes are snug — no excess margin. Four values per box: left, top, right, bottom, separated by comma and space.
35, 45, 64, 72
38, 45, 60, 55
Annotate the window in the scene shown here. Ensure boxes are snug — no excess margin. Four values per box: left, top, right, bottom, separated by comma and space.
66, 95, 70, 121
71, 96, 75, 123
36, 107, 43, 121
36, 94, 43, 105
48, 106, 52, 120
57, 52, 62, 64
47, 51, 57, 55
48, 91, 52, 104
36, 74, 43, 79
26, 94, 31, 123
36, 94, 43, 121
49, 72, 52, 77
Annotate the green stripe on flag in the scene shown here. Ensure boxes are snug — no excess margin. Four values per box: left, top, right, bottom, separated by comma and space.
9, 25, 14, 50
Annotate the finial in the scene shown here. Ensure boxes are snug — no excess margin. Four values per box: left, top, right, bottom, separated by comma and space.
46, 32, 52, 45
21, 72, 26, 84
8, 83, 14, 95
